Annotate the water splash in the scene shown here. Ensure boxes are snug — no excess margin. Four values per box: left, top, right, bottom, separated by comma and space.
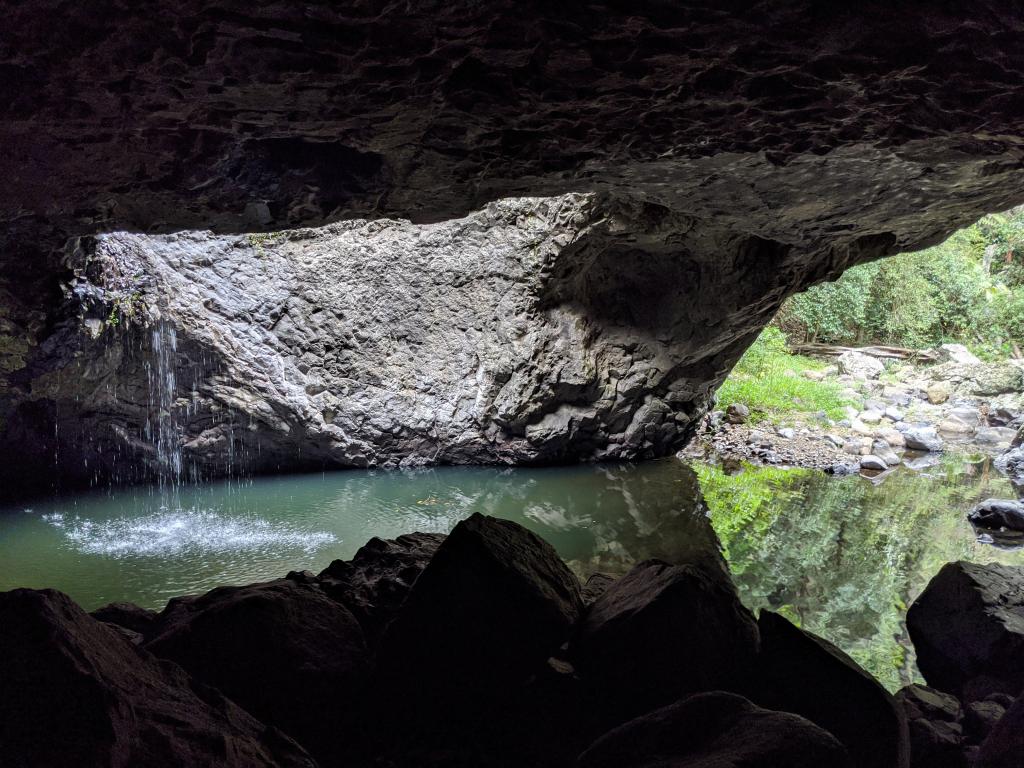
41, 509, 336, 558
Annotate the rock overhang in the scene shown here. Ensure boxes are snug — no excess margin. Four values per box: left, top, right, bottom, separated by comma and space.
3, 2, 1024, 491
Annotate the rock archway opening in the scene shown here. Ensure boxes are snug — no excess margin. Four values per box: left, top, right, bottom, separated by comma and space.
3, 191, 1024, 497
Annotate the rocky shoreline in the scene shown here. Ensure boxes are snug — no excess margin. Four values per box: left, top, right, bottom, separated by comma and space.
2, 513, 1023, 767
685, 346, 1024, 490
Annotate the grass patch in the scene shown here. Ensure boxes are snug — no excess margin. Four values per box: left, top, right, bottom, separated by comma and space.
716, 327, 852, 424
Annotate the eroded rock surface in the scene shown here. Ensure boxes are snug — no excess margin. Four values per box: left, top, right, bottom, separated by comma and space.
21, 195, 789, 479
4, 4, 1024, 491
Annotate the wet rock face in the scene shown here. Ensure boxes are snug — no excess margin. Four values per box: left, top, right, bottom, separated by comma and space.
4, 3, 1024, 489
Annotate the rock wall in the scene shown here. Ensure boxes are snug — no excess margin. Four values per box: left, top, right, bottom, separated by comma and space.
13, 194, 841, 484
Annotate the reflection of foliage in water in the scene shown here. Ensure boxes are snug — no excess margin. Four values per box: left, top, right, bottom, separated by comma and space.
695, 455, 1024, 691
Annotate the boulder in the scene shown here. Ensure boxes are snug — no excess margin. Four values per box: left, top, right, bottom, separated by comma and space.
938, 418, 974, 435
838, 350, 885, 380
90, 600, 159, 638
895, 684, 966, 768
975, 426, 1017, 447
927, 381, 952, 404
0, 588, 315, 768
377, 513, 583, 704
582, 572, 617, 605
885, 406, 906, 422
908, 562, 1024, 701
884, 386, 914, 406
904, 453, 943, 471
965, 699, 1007, 745
726, 402, 750, 424
861, 455, 889, 471
968, 499, 1024, 533
995, 444, 1024, 496
976, 695, 1024, 767
852, 418, 876, 436
861, 409, 884, 424
928, 362, 1023, 397
571, 559, 759, 719
146, 578, 368, 765
903, 426, 944, 452
577, 691, 853, 768
755, 610, 909, 768
879, 427, 907, 448
937, 344, 982, 366
949, 406, 981, 426
317, 531, 445, 641
872, 441, 902, 466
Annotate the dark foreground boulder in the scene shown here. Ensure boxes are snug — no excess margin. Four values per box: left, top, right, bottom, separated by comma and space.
755, 611, 909, 768
976, 694, 1024, 767
908, 561, 1024, 701
577, 691, 854, 768
0, 588, 315, 768
318, 531, 445, 642
146, 578, 368, 766
965, 697, 1009, 745
89, 600, 159, 638
895, 684, 966, 768
377, 513, 583, 711
570, 559, 760, 719
379, 513, 583, 676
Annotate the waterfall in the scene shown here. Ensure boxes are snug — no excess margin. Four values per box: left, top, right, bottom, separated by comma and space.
145, 320, 183, 489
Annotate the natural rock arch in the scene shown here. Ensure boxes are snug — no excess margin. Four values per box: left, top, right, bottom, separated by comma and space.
2, 2, 1024, 492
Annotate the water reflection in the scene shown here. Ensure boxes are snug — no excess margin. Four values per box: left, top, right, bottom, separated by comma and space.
1, 454, 1020, 690
696, 453, 1023, 690
0, 461, 719, 611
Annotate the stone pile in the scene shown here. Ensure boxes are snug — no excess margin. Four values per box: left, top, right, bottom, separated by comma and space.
7, 512, 1020, 767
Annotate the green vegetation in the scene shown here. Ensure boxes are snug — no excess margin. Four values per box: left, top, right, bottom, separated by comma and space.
696, 456, 1022, 690
248, 231, 285, 258
779, 207, 1024, 358
715, 326, 852, 424
105, 290, 145, 329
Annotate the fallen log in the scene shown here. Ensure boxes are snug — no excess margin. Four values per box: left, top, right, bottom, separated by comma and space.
790, 343, 938, 363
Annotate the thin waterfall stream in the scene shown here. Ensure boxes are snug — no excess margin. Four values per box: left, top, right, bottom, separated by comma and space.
146, 320, 183, 491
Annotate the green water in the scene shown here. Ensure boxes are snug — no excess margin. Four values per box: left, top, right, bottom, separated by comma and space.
0, 454, 1020, 689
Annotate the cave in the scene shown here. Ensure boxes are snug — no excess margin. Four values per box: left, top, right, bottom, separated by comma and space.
2, 3, 1024, 767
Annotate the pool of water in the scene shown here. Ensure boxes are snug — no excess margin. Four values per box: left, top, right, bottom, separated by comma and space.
0, 453, 1020, 689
